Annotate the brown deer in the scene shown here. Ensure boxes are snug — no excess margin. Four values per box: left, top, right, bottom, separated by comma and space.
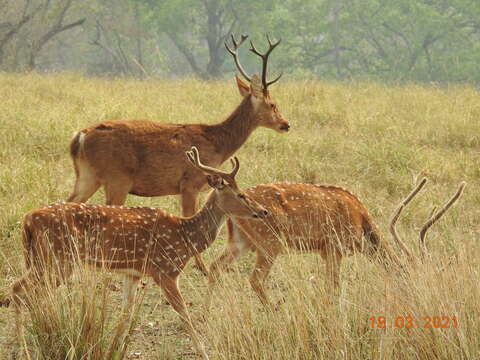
67, 34, 288, 274
206, 179, 466, 308
9, 147, 268, 360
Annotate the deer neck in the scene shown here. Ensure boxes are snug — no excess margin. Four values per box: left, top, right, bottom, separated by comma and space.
208, 96, 259, 161
181, 191, 227, 254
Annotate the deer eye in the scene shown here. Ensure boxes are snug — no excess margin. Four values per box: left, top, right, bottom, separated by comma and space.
238, 194, 246, 199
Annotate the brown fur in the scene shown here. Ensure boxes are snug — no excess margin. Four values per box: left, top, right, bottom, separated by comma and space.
69, 132, 82, 158
208, 183, 402, 307
11, 159, 267, 360
67, 78, 289, 274
68, 83, 288, 201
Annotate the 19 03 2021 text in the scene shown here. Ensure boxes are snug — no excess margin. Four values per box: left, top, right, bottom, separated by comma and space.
369, 316, 458, 329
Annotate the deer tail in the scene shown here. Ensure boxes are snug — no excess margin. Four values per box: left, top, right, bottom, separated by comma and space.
22, 218, 35, 270
70, 131, 86, 159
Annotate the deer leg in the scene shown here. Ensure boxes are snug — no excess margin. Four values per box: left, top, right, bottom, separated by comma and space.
104, 178, 132, 205
68, 174, 100, 203
11, 269, 42, 307
11, 260, 72, 308
68, 159, 100, 203
180, 190, 209, 276
12, 274, 30, 352
106, 275, 141, 357
103, 178, 132, 291
192, 254, 208, 276
11, 268, 45, 353
156, 274, 209, 360
205, 228, 249, 311
323, 251, 342, 303
122, 275, 140, 312
249, 251, 277, 308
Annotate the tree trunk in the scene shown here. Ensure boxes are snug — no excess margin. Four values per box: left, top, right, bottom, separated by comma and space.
204, 1, 223, 78
331, 0, 342, 78
0, 14, 32, 68
27, 17, 85, 70
133, 1, 145, 77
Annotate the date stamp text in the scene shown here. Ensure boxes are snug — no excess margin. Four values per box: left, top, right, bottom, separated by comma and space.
369, 316, 458, 329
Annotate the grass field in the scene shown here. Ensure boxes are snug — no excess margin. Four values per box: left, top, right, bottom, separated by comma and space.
0, 73, 479, 359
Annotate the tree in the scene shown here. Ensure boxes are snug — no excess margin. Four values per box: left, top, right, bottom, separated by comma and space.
264, 0, 353, 78
2, 0, 480, 82
0, 1, 32, 67
82, 0, 153, 77
142, 0, 274, 79
343, 0, 480, 81
0, 0, 85, 71
266, 0, 480, 82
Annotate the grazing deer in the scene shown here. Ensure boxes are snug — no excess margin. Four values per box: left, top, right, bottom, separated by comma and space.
10, 147, 268, 360
206, 179, 466, 308
67, 34, 288, 275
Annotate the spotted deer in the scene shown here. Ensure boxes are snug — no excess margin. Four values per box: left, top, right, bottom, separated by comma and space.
9, 147, 268, 360
206, 179, 466, 308
67, 34, 288, 275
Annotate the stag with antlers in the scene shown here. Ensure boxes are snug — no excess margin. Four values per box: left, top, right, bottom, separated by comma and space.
67, 34, 287, 275
206, 179, 465, 308
9, 147, 268, 360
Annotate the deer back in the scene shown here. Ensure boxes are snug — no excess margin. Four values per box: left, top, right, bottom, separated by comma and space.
22, 202, 196, 277
231, 183, 382, 255
71, 120, 222, 195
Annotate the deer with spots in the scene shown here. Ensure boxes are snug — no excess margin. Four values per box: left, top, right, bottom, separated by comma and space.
9, 147, 268, 360
67, 34, 288, 275
206, 179, 466, 308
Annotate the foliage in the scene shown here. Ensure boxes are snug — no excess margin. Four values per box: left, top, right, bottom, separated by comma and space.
0, 0, 86, 71
1, 0, 480, 82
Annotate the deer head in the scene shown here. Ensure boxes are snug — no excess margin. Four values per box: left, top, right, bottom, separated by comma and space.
226, 34, 290, 133
186, 146, 269, 220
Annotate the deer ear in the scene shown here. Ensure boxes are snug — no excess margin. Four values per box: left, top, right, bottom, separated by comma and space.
250, 74, 263, 99
206, 175, 225, 190
236, 75, 250, 97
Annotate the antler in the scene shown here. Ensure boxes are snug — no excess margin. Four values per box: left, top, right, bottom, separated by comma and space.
186, 146, 239, 184
389, 178, 427, 262
249, 34, 283, 90
225, 34, 251, 82
390, 178, 466, 262
419, 182, 466, 259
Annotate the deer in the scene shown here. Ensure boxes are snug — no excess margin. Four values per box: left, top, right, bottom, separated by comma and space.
67, 34, 288, 275
8, 147, 268, 360
206, 178, 466, 308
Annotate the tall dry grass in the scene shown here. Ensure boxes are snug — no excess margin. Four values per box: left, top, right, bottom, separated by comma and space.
0, 73, 478, 359
13, 262, 142, 360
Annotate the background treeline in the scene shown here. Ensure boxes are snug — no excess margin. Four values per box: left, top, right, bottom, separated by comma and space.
1, 0, 479, 83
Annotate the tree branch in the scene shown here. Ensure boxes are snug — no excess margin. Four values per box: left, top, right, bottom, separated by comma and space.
90, 20, 129, 74
166, 30, 204, 77
0, 14, 32, 63
36, 17, 85, 51
0, 14, 31, 50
